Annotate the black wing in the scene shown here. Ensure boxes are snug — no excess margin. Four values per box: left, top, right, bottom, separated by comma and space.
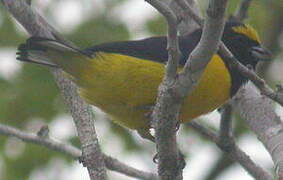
84, 30, 202, 65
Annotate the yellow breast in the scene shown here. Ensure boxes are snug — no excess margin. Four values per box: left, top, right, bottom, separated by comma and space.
78, 52, 231, 129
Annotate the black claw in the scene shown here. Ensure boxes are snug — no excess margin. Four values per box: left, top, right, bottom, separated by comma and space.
153, 153, 159, 164
175, 121, 181, 131
246, 64, 253, 70
178, 151, 186, 169
217, 107, 223, 113
78, 156, 84, 163
78, 156, 87, 167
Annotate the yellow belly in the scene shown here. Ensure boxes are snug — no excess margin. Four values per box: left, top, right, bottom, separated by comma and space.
78, 52, 231, 129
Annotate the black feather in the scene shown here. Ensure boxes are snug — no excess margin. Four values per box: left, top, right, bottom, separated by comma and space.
84, 21, 260, 97
16, 38, 57, 67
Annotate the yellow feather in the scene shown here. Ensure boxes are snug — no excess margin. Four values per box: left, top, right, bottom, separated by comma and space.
78, 52, 231, 129
232, 25, 261, 42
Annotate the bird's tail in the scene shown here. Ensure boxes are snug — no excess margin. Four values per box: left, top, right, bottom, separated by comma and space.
17, 37, 92, 76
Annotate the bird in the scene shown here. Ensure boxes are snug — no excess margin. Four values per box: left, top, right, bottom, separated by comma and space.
17, 21, 271, 140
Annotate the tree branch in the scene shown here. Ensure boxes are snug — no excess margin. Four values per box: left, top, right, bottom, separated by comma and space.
26, 0, 31, 5
175, 1, 283, 178
188, 122, 273, 179
218, 45, 283, 107
176, 1, 283, 178
0, 124, 81, 157
144, 1, 182, 179
145, 0, 228, 179
0, 123, 158, 180
219, 103, 233, 142
146, 0, 180, 80
175, 0, 203, 26
168, 0, 201, 35
175, 0, 283, 107
233, 84, 283, 179
177, 0, 227, 93
234, 0, 252, 21
1, 1, 106, 179
104, 156, 158, 180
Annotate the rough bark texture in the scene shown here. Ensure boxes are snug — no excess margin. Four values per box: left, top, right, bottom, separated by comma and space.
234, 83, 283, 179
1, 1, 107, 179
168, 0, 201, 35
0, 123, 158, 180
146, 0, 228, 179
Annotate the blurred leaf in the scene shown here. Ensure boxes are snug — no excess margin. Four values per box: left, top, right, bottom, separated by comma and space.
0, 0, 282, 179
0, 64, 60, 127
4, 142, 58, 180
67, 16, 129, 48
0, 7, 25, 47
146, 16, 167, 35
110, 122, 142, 151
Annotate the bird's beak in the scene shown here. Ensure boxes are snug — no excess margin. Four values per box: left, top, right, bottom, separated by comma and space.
250, 46, 272, 61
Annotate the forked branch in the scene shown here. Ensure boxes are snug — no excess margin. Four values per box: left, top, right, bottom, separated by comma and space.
1, 1, 106, 179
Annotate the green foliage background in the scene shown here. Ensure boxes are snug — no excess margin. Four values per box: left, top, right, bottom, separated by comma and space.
0, 0, 282, 179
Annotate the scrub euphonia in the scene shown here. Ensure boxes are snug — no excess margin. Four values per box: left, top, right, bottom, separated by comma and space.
17, 21, 271, 138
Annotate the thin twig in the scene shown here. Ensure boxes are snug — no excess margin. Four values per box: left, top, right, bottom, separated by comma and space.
175, 0, 228, 97
145, 0, 228, 179
146, 0, 180, 80
175, 0, 283, 108
189, 121, 218, 142
219, 103, 233, 141
177, 1, 283, 178
26, 0, 31, 5
0, 123, 158, 180
177, 1, 279, 178
175, 0, 203, 26
188, 122, 273, 180
218, 47, 283, 107
104, 156, 158, 180
1, 1, 106, 179
234, 0, 252, 21
168, 0, 201, 35
0, 124, 81, 157
145, 0, 182, 179
217, 40, 281, 105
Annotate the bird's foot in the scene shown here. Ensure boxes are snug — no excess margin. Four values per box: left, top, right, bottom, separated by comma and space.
78, 156, 87, 167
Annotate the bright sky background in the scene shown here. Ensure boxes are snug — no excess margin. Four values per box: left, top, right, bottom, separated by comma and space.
0, 0, 278, 179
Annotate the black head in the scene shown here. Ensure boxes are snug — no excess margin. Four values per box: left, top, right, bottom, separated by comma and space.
222, 21, 272, 69
219, 21, 272, 95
